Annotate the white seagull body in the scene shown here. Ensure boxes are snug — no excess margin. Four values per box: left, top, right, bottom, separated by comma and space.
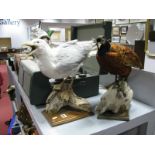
26, 39, 96, 79
25, 39, 97, 113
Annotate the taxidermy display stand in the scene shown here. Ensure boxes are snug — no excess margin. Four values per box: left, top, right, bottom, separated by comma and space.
96, 80, 133, 121
42, 78, 93, 126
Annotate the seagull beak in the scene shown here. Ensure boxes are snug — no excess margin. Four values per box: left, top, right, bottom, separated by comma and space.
23, 41, 33, 47
27, 51, 35, 57
22, 41, 37, 57
22, 41, 37, 51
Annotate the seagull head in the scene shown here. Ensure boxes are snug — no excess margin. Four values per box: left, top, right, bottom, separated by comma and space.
23, 39, 49, 57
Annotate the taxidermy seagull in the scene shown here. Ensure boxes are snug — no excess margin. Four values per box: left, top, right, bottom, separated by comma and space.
24, 39, 97, 114
25, 39, 96, 79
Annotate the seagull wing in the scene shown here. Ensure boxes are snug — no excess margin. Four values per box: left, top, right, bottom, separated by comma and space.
33, 40, 95, 78
50, 40, 78, 48
52, 44, 89, 72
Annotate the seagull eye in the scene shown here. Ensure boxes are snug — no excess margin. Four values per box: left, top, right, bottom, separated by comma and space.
35, 41, 40, 44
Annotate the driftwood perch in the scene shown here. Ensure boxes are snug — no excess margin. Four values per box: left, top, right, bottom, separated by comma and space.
45, 80, 92, 114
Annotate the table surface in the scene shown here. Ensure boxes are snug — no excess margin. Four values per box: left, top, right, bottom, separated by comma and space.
8, 65, 155, 135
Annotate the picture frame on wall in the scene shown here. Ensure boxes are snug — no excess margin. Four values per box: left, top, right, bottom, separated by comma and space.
130, 19, 147, 23
120, 36, 127, 44
112, 26, 120, 36
112, 36, 120, 43
115, 19, 129, 25
121, 26, 128, 34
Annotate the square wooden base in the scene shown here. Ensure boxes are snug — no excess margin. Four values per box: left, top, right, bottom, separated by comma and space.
42, 106, 94, 127
97, 110, 129, 121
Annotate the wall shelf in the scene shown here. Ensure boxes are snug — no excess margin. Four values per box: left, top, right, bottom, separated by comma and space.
7, 64, 155, 135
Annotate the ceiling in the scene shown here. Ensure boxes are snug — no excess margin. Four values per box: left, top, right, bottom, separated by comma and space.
23, 19, 97, 30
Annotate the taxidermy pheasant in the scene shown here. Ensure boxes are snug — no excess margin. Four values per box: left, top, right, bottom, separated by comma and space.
24, 39, 96, 114
95, 37, 143, 118
96, 36, 143, 82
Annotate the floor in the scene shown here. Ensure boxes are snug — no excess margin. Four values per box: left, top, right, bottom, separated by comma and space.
0, 64, 13, 135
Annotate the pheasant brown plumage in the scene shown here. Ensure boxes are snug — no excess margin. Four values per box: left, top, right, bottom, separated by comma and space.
96, 39, 143, 80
